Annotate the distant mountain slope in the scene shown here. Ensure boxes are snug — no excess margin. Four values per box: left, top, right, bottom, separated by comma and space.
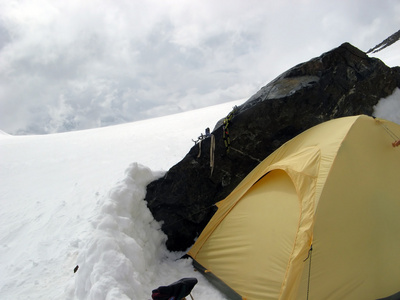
367, 29, 400, 53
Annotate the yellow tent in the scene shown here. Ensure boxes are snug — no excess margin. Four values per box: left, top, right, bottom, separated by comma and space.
187, 115, 400, 300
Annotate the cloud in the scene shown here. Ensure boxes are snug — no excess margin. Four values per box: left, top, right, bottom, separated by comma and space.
0, 0, 399, 134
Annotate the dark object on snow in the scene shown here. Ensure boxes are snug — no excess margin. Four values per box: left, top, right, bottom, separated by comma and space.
377, 291, 400, 300
151, 277, 198, 300
145, 42, 400, 251
74, 265, 79, 273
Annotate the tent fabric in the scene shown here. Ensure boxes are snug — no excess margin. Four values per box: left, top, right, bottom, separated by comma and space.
187, 115, 400, 300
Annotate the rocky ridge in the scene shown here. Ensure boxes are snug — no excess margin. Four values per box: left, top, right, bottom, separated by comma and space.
145, 42, 400, 251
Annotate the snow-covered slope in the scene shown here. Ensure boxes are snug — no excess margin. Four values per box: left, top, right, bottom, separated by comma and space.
0, 100, 244, 300
1, 84, 400, 299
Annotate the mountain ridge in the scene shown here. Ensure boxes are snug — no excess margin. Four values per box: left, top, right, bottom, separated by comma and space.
145, 42, 400, 251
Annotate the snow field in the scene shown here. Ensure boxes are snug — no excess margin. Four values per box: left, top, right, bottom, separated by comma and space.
0, 87, 399, 299
1, 101, 244, 299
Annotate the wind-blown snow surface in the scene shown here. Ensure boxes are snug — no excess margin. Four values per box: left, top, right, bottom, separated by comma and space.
1, 92, 399, 300
0, 100, 245, 300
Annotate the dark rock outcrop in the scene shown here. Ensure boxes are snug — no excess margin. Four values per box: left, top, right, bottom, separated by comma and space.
145, 42, 400, 251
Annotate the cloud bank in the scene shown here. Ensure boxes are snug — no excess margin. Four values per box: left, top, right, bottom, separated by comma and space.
0, 0, 399, 134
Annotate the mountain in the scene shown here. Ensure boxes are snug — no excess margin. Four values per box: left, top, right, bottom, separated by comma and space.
145, 42, 400, 251
0, 43, 399, 300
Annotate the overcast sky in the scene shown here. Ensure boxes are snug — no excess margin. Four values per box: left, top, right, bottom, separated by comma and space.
0, 0, 399, 134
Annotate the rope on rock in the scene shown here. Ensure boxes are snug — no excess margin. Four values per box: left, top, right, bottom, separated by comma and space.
197, 140, 202, 158
229, 146, 262, 163
223, 106, 238, 153
210, 134, 215, 176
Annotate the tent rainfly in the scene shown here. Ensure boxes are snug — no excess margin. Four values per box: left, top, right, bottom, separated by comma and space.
187, 115, 400, 300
